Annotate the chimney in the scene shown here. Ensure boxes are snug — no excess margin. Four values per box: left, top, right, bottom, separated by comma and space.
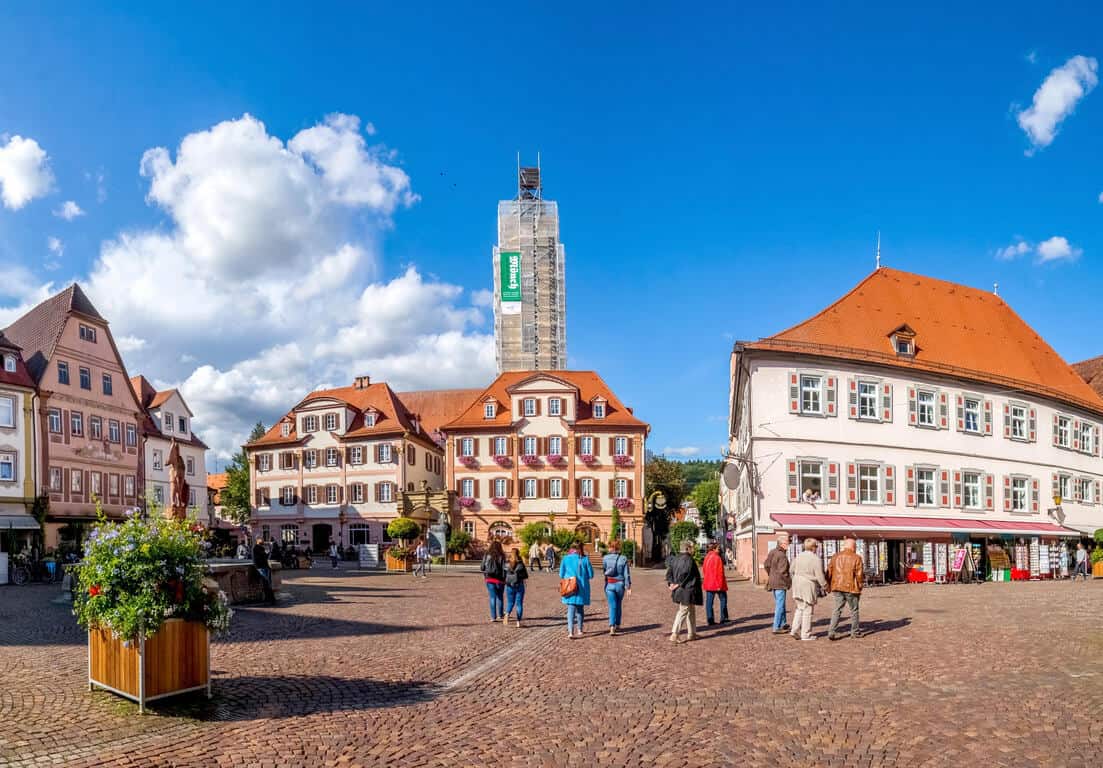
354, 375, 371, 390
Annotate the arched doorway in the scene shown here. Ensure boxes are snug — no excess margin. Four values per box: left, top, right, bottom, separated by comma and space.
489, 521, 514, 545
312, 523, 332, 553
575, 521, 601, 546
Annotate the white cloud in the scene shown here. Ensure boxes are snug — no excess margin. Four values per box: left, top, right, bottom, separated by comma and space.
1017, 55, 1098, 151
0, 135, 54, 209
664, 446, 701, 457
54, 200, 85, 220
0, 270, 56, 325
996, 240, 1032, 260
47, 236, 63, 256
471, 288, 494, 307
37, 112, 495, 464
1036, 235, 1081, 262
115, 335, 147, 353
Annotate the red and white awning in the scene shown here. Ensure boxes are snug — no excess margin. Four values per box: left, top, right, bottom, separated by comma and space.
771, 512, 1080, 538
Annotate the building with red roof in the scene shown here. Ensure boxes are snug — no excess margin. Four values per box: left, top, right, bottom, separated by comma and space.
727, 267, 1092, 584
0, 330, 39, 539
441, 370, 649, 549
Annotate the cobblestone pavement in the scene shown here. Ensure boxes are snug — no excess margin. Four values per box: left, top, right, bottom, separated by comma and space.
2, 565, 1103, 767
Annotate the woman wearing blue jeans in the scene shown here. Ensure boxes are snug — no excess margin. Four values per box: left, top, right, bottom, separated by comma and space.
559, 544, 594, 638
481, 540, 507, 622
602, 541, 632, 636
504, 548, 529, 627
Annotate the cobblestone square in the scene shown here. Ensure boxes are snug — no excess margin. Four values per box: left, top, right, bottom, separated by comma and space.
2, 567, 1102, 767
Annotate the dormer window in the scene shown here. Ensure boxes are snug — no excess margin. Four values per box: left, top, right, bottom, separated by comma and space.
484, 402, 496, 419
522, 398, 537, 417
365, 410, 377, 427
280, 422, 291, 437
303, 415, 318, 432
325, 413, 338, 431
889, 324, 917, 358
593, 401, 606, 419
2, 355, 14, 373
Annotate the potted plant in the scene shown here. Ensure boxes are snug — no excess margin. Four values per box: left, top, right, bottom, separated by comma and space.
493, 454, 512, 468
460, 455, 478, 469
491, 496, 510, 509
385, 518, 421, 572
579, 496, 596, 507
447, 530, 472, 563
73, 511, 232, 713
614, 497, 633, 511
458, 496, 477, 509
1092, 529, 1103, 577
521, 454, 541, 467
613, 454, 633, 467
580, 454, 597, 465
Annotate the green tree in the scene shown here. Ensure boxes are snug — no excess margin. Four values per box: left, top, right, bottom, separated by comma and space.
669, 521, 699, 559
692, 478, 721, 537
220, 421, 267, 525
679, 459, 723, 493
644, 456, 686, 562
518, 521, 553, 546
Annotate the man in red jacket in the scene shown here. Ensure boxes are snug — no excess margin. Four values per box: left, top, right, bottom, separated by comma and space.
702, 542, 729, 625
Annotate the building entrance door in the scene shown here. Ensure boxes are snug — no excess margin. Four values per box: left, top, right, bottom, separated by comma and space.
312, 523, 333, 554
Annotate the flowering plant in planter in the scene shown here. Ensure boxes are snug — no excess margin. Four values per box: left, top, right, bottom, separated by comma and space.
458, 496, 477, 508
491, 497, 510, 508
73, 512, 232, 642
493, 455, 512, 468
545, 454, 564, 465
521, 454, 541, 467
460, 456, 478, 468
580, 454, 597, 465
579, 496, 596, 507
613, 497, 633, 511
613, 455, 633, 467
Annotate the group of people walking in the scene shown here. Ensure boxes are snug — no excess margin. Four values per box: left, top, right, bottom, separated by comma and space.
481, 540, 632, 636
477, 531, 865, 643
763, 531, 863, 641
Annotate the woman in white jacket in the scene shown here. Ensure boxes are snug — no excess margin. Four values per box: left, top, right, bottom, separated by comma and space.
790, 538, 828, 641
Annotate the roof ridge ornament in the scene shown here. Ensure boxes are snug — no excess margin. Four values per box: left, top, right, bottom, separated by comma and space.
875, 231, 881, 270
993, 282, 999, 297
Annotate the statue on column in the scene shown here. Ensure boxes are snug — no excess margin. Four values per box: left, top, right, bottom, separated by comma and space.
167, 439, 189, 520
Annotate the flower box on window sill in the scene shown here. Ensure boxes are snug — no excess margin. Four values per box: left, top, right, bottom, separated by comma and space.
491, 497, 510, 509
613, 455, 633, 467
613, 497, 633, 511
459, 456, 478, 468
493, 455, 512, 468
521, 454, 541, 467
579, 496, 596, 507
580, 455, 597, 465
458, 496, 477, 509
545, 454, 564, 465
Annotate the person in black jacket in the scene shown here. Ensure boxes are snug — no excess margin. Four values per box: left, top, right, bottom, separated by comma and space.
666, 540, 703, 643
481, 540, 507, 622
252, 537, 276, 605
504, 548, 529, 628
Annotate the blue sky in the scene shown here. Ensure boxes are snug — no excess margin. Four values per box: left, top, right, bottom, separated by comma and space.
1, 3, 1101, 465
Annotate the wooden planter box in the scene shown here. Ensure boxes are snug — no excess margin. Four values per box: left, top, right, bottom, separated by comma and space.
1093, 562, 1103, 578
449, 553, 465, 563
386, 553, 413, 572
88, 618, 210, 713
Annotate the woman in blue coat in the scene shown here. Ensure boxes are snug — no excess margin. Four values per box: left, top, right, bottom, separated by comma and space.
559, 543, 594, 639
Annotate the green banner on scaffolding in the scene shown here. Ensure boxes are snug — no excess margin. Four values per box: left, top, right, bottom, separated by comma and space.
499, 251, 522, 314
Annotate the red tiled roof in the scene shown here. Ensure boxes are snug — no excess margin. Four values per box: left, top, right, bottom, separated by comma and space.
443, 371, 649, 430
130, 375, 158, 408
743, 267, 1103, 415
208, 472, 227, 505
396, 389, 483, 435
0, 332, 35, 390
1073, 356, 1103, 398
130, 374, 208, 449
772, 512, 1078, 536
3, 283, 105, 383
246, 381, 454, 449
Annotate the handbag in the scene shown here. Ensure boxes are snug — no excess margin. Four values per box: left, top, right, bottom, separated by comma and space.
559, 554, 581, 597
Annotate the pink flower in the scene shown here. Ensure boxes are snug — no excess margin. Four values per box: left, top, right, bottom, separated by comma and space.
491, 497, 510, 508
458, 496, 477, 508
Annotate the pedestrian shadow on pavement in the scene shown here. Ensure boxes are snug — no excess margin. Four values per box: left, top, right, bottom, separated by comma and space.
610, 623, 661, 635
703, 621, 773, 638
219, 615, 426, 643
153, 675, 440, 720
853, 617, 912, 636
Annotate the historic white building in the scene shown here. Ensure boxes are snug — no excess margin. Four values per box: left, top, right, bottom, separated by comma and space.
725, 267, 1097, 583
0, 332, 38, 540
245, 376, 477, 552
132, 376, 209, 520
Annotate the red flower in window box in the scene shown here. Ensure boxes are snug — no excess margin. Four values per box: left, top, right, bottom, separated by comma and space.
613, 455, 633, 467
459, 456, 478, 468
458, 496, 477, 508
579, 496, 596, 507
580, 454, 597, 465
493, 455, 512, 468
521, 454, 541, 467
613, 497, 633, 511
491, 497, 510, 509
545, 453, 564, 465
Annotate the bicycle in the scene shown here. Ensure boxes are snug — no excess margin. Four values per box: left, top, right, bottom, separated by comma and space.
8, 557, 29, 586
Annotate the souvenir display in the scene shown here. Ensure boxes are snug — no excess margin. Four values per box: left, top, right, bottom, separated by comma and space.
1028, 538, 1040, 578
935, 543, 948, 581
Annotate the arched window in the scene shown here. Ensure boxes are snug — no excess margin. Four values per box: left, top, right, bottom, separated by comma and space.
489, 521, 513, 540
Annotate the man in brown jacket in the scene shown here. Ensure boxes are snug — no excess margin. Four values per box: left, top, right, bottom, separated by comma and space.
826, 536, 863, 640
763, 532, 791, 634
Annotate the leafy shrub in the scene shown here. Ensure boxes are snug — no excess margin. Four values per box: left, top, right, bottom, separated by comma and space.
386, 517, 421, 543
550, 527, 582, 552
669, 521, 700, 558
447, 530, 472, 555
73, 512, 231, 642
518, 521, 553, 546
1091, 547, 1103, 565
620, 540, 636, 562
